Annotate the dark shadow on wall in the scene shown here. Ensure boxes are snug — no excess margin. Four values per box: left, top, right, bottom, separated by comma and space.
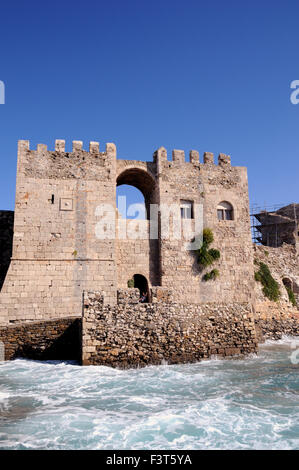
133, 274, 150, 302
0, 318, 82, 362
0, 211, 14, 290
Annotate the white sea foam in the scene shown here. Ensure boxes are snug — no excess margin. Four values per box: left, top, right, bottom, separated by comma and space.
261, 335, 299, 347
0, 340, 298, 450
0, 389, 10, 401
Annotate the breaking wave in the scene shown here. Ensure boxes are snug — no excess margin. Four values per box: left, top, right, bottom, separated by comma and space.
0, 337, 298, 449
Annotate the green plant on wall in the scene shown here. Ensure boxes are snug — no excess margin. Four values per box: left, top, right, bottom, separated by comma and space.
203, 269, 219, 282
127, 279, 134, 288
254, 261, 280, 302
286, 286, 296, 306
196, 228, 221, 281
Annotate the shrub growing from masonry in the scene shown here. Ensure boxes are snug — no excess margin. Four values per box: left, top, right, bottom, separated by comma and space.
196, 228, 221, 281
254, 261, 280, 302
286, 286, 296, 306
196, 228, 220, 269
127, 279, 134, 288
203, 269, 219, 282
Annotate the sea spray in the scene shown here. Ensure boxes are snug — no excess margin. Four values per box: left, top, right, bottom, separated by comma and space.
0, 337, 298, 450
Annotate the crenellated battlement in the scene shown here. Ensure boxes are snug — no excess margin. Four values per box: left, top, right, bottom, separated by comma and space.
154, 146, 231, 167
18, 139, 117, 156
16, 138, 237, 188
17, 139, 117, 181
18, 140, 232, 171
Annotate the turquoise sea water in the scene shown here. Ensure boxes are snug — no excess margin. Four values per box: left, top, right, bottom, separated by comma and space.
0, 337, 298, 450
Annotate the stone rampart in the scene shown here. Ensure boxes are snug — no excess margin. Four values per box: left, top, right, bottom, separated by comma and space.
254, 308, 299, 341
82, 290, 257, 367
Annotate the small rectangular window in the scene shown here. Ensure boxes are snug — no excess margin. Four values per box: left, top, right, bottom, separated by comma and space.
180, 200, 193, 219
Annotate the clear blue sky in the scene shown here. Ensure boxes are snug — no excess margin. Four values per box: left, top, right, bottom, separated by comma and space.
0, 0, 298, 212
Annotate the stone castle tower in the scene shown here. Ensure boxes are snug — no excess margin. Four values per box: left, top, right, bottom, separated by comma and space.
0, 139, 254, 324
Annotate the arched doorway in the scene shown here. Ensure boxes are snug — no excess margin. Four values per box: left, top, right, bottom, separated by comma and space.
282, 277, 293, 291
133, 274, 149, 302
116, 167, 157, 219
282, 277, 297, 307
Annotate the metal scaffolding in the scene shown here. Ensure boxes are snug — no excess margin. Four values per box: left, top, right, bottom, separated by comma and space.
250, 203, 298, 247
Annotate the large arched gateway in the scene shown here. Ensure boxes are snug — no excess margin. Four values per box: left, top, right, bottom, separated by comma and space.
116, 165, 157, 219
116, 163, 160, 290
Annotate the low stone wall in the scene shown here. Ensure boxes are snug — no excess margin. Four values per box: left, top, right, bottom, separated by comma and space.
254, 305, 299, 341
117, 288, 140, 304
151, 286, 173, 303
82, 291, 258, 367
0, 317, 81, 361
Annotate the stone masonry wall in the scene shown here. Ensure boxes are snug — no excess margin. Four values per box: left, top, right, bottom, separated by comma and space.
154, 148, 254, 304
0, 211, 14, 290
254, 309, 299, 341
252, 244, 299, 340
0, 140, 117, 324
0, 139, 255, 323
199, 157, 254, 304
253, 244, 299, 306
82, 290, 257, 368
0, 317, 81, 361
